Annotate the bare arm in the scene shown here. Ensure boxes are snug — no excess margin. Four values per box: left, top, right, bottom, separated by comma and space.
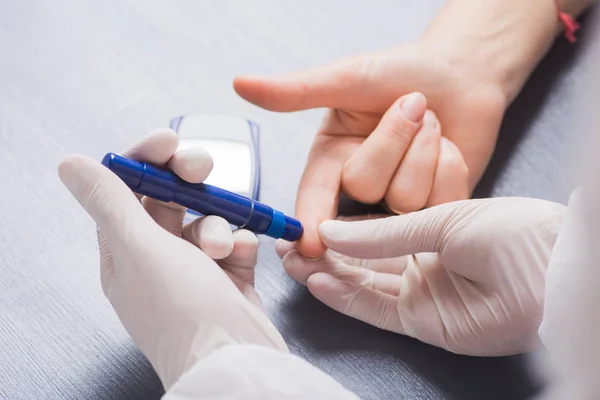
421, 0, 593, 103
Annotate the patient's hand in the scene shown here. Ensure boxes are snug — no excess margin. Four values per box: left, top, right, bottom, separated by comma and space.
234, 43, 505, 259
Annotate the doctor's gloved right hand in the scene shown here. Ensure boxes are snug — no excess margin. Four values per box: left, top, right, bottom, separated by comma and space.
58, 130, 288, 391
277, 198, 566, 356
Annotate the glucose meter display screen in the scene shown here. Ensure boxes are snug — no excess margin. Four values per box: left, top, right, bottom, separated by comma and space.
175, 115, 254, 196
178, 138, 252, 194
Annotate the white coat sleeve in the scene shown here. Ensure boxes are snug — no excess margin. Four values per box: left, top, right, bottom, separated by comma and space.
162, 344, 361, 400
537, 187, 600, 399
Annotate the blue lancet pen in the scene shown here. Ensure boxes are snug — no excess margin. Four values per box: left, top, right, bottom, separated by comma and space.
101, 153, 303, 242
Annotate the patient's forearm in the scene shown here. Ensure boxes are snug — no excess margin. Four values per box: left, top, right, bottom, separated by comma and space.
420, 0, 592, 103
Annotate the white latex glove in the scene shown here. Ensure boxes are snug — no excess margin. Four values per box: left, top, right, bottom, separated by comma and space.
277, 198, 566, 356
58, 129, 288, 391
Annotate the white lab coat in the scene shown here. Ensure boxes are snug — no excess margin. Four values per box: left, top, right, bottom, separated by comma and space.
535, 188, 599, 399
163, 344, 359, 399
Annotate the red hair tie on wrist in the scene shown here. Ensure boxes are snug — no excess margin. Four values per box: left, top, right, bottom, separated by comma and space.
554, 0, 580, 43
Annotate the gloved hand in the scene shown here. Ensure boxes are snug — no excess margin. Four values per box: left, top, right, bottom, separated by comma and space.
58, 129, 287, 391
276, 198, 566, 356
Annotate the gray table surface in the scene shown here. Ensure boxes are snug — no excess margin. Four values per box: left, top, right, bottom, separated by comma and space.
0, 1, 597, 399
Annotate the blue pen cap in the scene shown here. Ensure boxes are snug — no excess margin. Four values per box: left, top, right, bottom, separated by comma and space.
282, 216, 303, 242
262, 208, 303, 242
101, 153, 145, 190
101, 153, 178, 202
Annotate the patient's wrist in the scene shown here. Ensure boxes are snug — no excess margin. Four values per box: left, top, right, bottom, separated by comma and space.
419, 0, 588, 104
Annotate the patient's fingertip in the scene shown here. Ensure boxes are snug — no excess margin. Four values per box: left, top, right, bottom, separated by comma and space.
296, 236, 326, 260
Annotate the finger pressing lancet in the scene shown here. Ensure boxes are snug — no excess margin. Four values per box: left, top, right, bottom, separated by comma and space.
167, 147, 214, 184
57, 154, 154, 243
123, 128, 179, 166
122, 129, 179, 203
183, 215, 234, 260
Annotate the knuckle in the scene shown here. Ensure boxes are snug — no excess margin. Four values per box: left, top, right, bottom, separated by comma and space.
344, 55, 376, 90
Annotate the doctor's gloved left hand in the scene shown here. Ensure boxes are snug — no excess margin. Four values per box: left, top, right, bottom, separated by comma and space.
58, 130, 288, 391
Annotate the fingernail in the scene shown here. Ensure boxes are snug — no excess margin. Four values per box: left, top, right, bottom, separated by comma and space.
399, 92, 426, 123
423, 110, 439, 129
304, 256, 323, 261
284, 251, 322, 269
